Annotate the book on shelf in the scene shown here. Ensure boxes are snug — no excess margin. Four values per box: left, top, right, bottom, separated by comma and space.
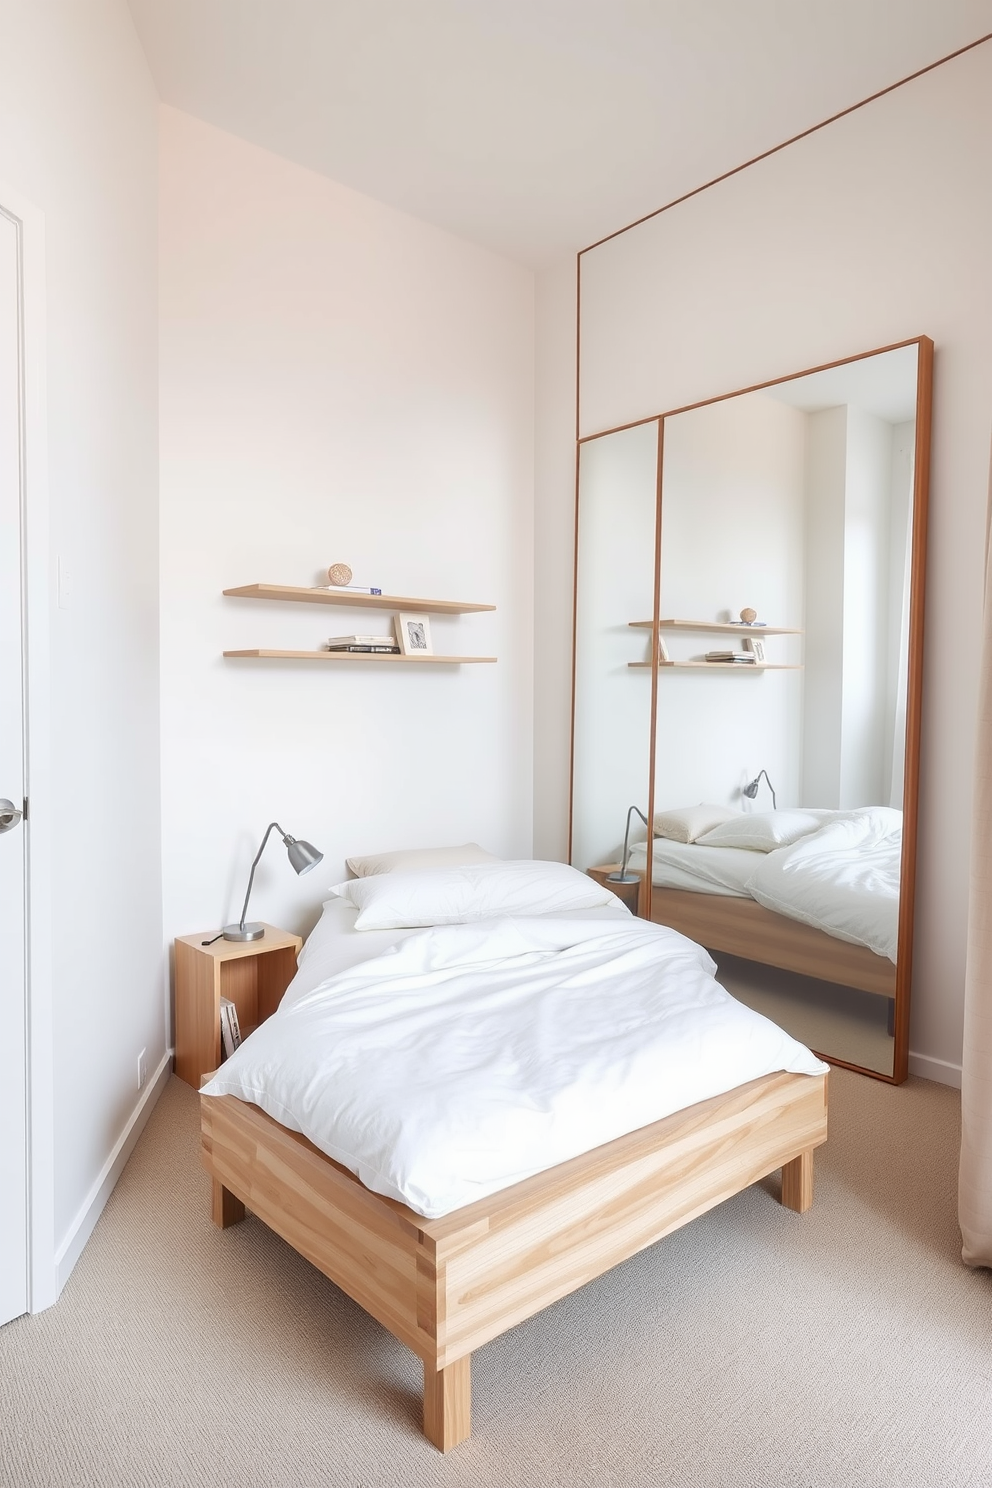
320, 584, 382, 595
219, 997, 242, 1060
324, 634, 400, 654
705, 650, 756, 663
325, 644, 401, 654
325, 634, 397, 646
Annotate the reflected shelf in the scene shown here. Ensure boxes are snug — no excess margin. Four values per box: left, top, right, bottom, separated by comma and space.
628, 660, 802, 670
628, 619, 804, 635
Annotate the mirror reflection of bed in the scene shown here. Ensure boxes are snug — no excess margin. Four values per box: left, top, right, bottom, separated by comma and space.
627, 802, 902, 1077
570, 339, 931, 1082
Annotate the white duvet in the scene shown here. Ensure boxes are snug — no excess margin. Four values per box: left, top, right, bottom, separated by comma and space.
627, 839, 756, 898
627, 808, 901, 960
202, 915, 826, 1218
746, 807, 901, 961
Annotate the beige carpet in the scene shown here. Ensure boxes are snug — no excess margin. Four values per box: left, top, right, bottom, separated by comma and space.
1, 1071, 990, 1488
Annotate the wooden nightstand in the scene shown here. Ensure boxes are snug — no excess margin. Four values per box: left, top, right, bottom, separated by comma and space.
174, 924, 302, 1088
587, 863, 644, 917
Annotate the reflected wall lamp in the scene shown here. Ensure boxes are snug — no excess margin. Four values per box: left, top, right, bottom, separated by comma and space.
743, 770, 777, 810
608, 805, 649, 885
223, 822, 324, 941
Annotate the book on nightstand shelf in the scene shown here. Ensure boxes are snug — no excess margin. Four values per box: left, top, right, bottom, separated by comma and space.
219, 997, 242, 1060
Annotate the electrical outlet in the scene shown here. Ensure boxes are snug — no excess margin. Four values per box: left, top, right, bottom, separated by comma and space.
137, 1048, 147, 1091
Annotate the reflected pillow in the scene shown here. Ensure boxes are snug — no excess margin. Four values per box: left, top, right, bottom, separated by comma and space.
330, 860, 617, 929
345, 843, 500, 878
695, 810, 830, 852
654, 804, 741, 845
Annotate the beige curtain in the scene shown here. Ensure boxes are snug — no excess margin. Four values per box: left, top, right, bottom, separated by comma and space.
960, 443, 992, 1267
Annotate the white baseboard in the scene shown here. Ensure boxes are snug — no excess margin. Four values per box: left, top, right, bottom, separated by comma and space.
908, 1050, 962, 1089
53, 1049, 173, 1297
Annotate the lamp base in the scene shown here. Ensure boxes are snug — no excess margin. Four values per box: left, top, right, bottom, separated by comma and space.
606, 872, 640, 884
222, 922, 265, 942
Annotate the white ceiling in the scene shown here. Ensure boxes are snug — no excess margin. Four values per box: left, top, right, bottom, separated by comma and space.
127, 1, 992, 266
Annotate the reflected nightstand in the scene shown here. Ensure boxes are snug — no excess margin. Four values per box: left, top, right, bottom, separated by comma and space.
587, 863, 644, 917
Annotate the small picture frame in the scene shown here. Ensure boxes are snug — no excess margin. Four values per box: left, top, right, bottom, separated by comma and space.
394, 612, 434, 657
744, 636, 766, 663
657, 634, 670, 663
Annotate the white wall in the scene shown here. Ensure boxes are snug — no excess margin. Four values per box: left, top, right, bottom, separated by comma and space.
803, 403, 899, 809
885, 422, 915, 808
533, 255, 577, 860
655, 392, 806, 813
536, 41, 992, 1080
801, 402, 915, 810
802, 408, 848, 807
839, 405, 895, 808
159, 109, 535, 951
571, 422, 658, 869
0, 0, 163, 1273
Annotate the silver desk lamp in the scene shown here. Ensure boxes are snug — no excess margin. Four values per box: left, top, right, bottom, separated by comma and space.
607, 805, 649, 884
743, 769, 777, 809
224, 822, 324, 941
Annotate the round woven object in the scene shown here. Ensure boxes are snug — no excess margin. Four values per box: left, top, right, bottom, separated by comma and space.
327, 563, 353, 586
740, 607, 757, 624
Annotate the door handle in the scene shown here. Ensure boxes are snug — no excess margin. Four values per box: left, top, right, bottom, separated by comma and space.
0, 798, 23, 833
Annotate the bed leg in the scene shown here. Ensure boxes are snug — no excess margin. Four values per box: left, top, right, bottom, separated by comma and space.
781, 1149, 814, 1213
423, 1355, 471, 1452
211, 1178, 246, 1229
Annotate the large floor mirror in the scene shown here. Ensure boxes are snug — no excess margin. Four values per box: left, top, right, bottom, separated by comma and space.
570, 338, 933, 1082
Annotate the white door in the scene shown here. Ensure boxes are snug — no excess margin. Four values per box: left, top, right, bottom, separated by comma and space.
0, 204, 28, 1326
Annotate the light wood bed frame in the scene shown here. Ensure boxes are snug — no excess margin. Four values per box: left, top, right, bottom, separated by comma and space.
201, 1068, 827, 1452
643, 884, 896, 1000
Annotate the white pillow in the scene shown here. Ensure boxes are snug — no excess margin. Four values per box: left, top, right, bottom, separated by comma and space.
695, 810, 830, 852
654, 803, 741, 845
329, 860, 618, 930
345, 842, 499, 878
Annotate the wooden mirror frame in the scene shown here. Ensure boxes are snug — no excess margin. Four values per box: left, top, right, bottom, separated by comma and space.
569, 336, 933, 1084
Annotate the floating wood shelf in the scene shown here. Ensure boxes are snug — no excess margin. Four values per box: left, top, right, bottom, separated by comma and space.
629, 661, 802, 670
224, 584, 494, 615
224, 649, 496, 664
629, 619, 803, 636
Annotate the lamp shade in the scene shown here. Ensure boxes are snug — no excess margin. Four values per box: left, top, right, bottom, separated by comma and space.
743, 769, 777, 809
286, 837, 322, 875
223, 821, 324, 941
